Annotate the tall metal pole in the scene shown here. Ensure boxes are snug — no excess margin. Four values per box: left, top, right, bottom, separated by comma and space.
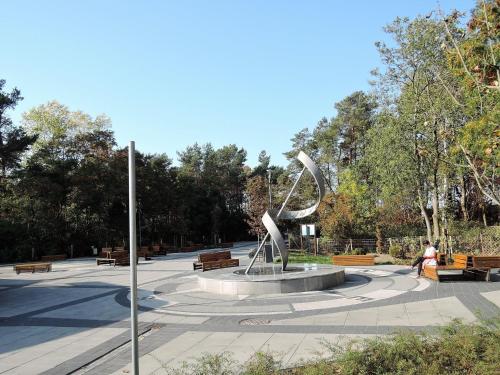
128, 141, 139, 375
267, 169, 274, 257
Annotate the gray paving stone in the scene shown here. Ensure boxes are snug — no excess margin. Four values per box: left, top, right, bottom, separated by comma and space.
0, 243, 498, 375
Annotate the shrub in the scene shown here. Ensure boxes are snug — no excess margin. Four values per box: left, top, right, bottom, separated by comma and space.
164, 352, 235, 375
350, 248, 367, 255
401, 236, 419, 256
334, 319, 500, 375
389, 243, 403, 258
163, 320, 500, 375
243, 352, 281, 375
283, 359, 337, 374
449, 222, 500, 255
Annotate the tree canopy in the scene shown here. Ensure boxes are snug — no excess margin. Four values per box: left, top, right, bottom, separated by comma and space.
0, 0, 498, 261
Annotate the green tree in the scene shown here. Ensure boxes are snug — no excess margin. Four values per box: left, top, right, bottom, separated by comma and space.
441, 1, 500, 206
14, 103, 117, 255
245, 175, 267, 237
0, 80, 36, 180
318, 169, 375, 239
177, 143, 249, 243
331, 91, 376, 170
22, 100, 110, 154
251, 150, 271, 177
371, 15, 462, 241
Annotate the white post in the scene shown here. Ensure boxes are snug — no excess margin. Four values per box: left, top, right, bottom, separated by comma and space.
128, 141, 139, 375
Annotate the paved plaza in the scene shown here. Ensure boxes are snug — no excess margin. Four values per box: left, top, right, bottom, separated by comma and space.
0, 242, 499, 374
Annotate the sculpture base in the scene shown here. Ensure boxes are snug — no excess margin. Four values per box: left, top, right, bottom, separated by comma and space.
198, 264, 344, 295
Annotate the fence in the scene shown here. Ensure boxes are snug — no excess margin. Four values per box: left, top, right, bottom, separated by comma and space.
312, 230, 499, 256
270, 226, 497, 256
316, 236, 459, 256
318, 238, 377, 254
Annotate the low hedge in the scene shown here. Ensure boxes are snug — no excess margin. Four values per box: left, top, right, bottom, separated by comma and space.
163, 319, 500, 375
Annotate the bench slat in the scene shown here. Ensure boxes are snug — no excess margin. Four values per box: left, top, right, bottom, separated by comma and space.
422, 265, 439, 281
193, 251, 239, 271
332, 255, 375, 266
451, 254, 468, 269
14, 263, 52, 274
97, 251, 131, 266
473, 256, 500, 269
202, 259, 239, 271
199, 251, 232, 262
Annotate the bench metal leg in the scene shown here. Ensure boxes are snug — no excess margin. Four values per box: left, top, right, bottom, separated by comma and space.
463, 269, 490, 281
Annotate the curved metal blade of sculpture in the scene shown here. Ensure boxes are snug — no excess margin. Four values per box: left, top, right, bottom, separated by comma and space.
262, 151, 325, 271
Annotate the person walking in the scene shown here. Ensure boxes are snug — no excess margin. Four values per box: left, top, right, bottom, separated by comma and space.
410, 240, 437, 277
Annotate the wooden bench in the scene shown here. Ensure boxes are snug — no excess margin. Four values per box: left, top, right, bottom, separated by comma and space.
455, 254, 495, 281
96, 250, 130, 266
437, 253, 447, 266
41, 254, 67, 262
14, 263, 52, 274
468, 255, 500, 282
137, 246, 152, 260
422, 265, 466, 281
422, 254, 466, 281
472, 256, 500, 269
454, 254, 470, 267
100, 248, 113, 259
332, 255, 375, 266
423, 254, 499, 282
151, 245, 167, 256
193, 251, 239, 271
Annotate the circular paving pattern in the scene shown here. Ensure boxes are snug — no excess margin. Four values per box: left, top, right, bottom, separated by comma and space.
135, 266, 430, 316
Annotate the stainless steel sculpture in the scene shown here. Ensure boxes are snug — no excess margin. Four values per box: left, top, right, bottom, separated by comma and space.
245, 151, 325, 273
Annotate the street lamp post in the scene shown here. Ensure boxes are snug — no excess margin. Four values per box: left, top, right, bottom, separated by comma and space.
128, 141, 139, 374
267, 169, 274, 257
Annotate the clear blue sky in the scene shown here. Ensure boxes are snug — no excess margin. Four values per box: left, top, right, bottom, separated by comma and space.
2, 0, 473, 167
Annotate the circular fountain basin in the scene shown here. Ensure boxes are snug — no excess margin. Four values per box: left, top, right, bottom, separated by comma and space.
198, 264, 344, 295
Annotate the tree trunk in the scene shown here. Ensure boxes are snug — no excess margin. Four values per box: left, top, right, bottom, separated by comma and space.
480, 202, 488, 227
441, 124, 450, 239
415, 133, 432, 242
460, 176, 469, 221
432, 191, 440, 241
431, 125, 440, 242
375, 224, 384, 254
460, 145, 500, 206
441, 175, 449, 238
417, 187, 432, 242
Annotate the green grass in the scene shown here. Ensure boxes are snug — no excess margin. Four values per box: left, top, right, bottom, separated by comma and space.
275, 252, 333, 265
